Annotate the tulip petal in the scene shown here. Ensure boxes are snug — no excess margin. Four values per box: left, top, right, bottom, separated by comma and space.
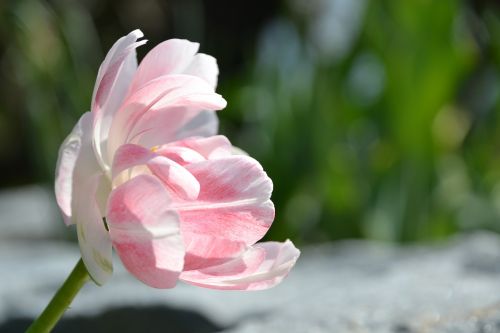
112, 144, 200, 200
156, 135, 232, 165
107, 174, 185, 289
92, 30, 146, 171
107, 74, 226, 157
55, 113, 90, 225
126, 75, 226, 139
183, 53, 219, 88
180, 240, 300, 290
173, 110, 219, 141
129, 38, 219, 91
155, 146, 205, 166
136, 108, 221, 149
172, 135, 232, 159
148, 138, 278, 275
176, 155, 275, 245
183, 233, 248, 271
55, 112, 101, 225
92, 29, 145, 114
92, 29, 146, 171
129, 39, 199, 92
76, 174, 113, 285
55, 112, 113, 284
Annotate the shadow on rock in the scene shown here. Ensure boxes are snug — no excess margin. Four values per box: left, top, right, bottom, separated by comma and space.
0, 305, 223, 333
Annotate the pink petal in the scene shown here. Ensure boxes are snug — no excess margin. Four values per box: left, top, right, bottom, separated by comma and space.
170, 135, 232, 159
147, 158, 200, 200
91, 30, 146, 170
112, 144, 200, 200
180, 240, 300, 290
155, 146, 205, 166
183, 53, 219, 88
173, 110, 219, 142
156, 135, 232, 165
92, 29, 145, 114
176, 155, 275, 245
128, 106, 204, 148
129, 39, 199, 92
129, 39, 220, 91
106, 174, 185, 289
126, 76, 226, 143
182, 233, 248, 271
107, 74, 226, 158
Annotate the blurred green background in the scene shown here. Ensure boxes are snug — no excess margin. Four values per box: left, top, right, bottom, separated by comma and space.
1, 0, 500, 245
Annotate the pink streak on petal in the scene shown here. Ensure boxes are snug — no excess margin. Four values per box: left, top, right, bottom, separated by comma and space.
111, 143, 153, 179
176, 156, 275, 245
112, 144, 200, 200
107, 74, 226, 158
147, 157, 200, 200
156, 146, 206, 166
184, 246, 266, 279
92, 29, 145, 114
107, 174, 185, 289
155, 135, 231, 166
180, 240, 300, 290
182, 233, 248, 271
170, 135, 232, 160
127, 106, 199, 147
91, 30, 146, 170
125, 82, 226, 145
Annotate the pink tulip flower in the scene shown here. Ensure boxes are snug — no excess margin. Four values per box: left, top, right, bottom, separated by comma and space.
55, 30, 299, 290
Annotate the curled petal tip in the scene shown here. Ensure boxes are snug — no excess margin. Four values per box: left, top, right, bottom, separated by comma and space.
130, 29, 144, 38
217, 95, 227, 109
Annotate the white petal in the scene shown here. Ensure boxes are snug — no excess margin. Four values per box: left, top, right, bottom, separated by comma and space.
55, 112, 100, 225
76, 174, 113, 285
55, 113, 89, 225
55, 112, 113, 284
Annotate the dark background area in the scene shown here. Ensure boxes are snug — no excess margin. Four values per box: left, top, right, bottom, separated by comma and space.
1, 0, 500, 245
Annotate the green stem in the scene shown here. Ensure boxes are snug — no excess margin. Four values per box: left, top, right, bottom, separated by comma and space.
26, 259, 90, 333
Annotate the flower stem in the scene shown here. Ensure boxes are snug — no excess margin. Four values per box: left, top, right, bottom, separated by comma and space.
26, 258, 90, 333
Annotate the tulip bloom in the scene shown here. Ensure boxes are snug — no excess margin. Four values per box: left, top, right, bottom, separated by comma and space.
55, 30, 299, 290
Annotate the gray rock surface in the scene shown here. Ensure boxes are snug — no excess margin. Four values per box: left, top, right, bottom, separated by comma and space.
0, 186, 62, 240
2, 186, 500, 332
2, 234, 500, 332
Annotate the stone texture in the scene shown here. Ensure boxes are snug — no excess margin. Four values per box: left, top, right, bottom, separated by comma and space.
0, 186, 62, 240
2, 234, 500, 332
2, 186, 500, 332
